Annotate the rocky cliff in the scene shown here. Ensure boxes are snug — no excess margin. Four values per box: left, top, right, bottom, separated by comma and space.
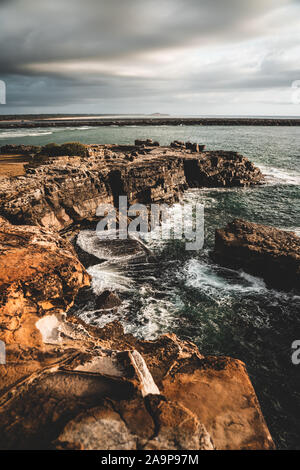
0, 143, 263, 231
0, 219, 274, 450
213, 219, 300, 291
0, 216, 90, 349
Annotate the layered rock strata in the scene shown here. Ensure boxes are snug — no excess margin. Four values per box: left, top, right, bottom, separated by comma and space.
0, 217, 90, 348
0, 220, 275, 450
0, 143, 263, 231
213, 219, 300, 291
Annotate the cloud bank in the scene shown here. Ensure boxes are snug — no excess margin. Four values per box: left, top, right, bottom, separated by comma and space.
0, 0, 300, 114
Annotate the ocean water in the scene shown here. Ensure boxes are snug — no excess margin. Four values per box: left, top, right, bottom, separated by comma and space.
1, 125, 300, 449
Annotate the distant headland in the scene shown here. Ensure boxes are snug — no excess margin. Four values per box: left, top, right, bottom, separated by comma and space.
0, 114, 300, 128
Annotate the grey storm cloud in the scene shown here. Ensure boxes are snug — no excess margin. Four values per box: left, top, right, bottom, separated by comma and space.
0, 0, 300, 112
0, 0, 288, 71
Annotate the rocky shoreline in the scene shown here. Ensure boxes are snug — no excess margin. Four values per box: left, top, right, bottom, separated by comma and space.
213, 219, 300, 292
0, 141, 263, 231
0, 217, 275, 450
1, 141, 298, 450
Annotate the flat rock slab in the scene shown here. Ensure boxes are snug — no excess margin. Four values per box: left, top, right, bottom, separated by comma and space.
161, 355, 275, 450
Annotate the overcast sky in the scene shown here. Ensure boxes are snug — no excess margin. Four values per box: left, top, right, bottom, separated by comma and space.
1, 0, 300, 115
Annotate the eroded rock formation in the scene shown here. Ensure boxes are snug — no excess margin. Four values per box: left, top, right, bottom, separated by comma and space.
0, 143, 263, 231
0, 220, 275, 450
0, 217, 90, 349
213, 219, 300, 291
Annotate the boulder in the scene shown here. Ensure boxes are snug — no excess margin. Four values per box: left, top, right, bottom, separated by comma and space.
213, 219, 300, 291
185, 142, 206, 152
95, 290, 122, 310
55, 396, 214, 450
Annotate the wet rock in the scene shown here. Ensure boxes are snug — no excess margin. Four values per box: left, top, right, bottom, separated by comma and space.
76, 230, 147, 264
170, 140, 185, 148
213, 219, 300, 291
95, 290, 122, 310
74, 238, 103, 268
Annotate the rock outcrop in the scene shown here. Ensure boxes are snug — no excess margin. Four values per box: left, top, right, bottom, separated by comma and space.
161, 355, 274, 450
0, 146, 275, 450
213, 219, 300, 291
0, 217, 90, 349
55, 395, 214, 450
0, 143, 263, 231
0, 221, 274, 450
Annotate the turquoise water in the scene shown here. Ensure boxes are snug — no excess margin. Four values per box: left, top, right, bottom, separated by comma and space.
1, 125, 300, 449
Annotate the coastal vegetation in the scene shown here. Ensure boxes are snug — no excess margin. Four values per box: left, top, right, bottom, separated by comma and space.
39, 142, 88, 158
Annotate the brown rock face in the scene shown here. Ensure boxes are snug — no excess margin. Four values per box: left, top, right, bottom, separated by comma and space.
0, 216, 275, 453
161, 355, 274, 450
213, 219, 300, 291
0, 221, 216, 450
0, 165, 275, 450
0, 218, 90, 348
183, 150, 262, 188
0, 313, 215, 450
143, 395, 214, 450
0, 312, 274, 449
55, 396, 213, 450
0, 144, 263, 231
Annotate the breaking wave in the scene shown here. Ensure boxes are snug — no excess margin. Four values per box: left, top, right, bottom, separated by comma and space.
0, 130, 53, 138
181, 258, 267, 297
259, 165, 300, 186
87, 264, 134, 295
